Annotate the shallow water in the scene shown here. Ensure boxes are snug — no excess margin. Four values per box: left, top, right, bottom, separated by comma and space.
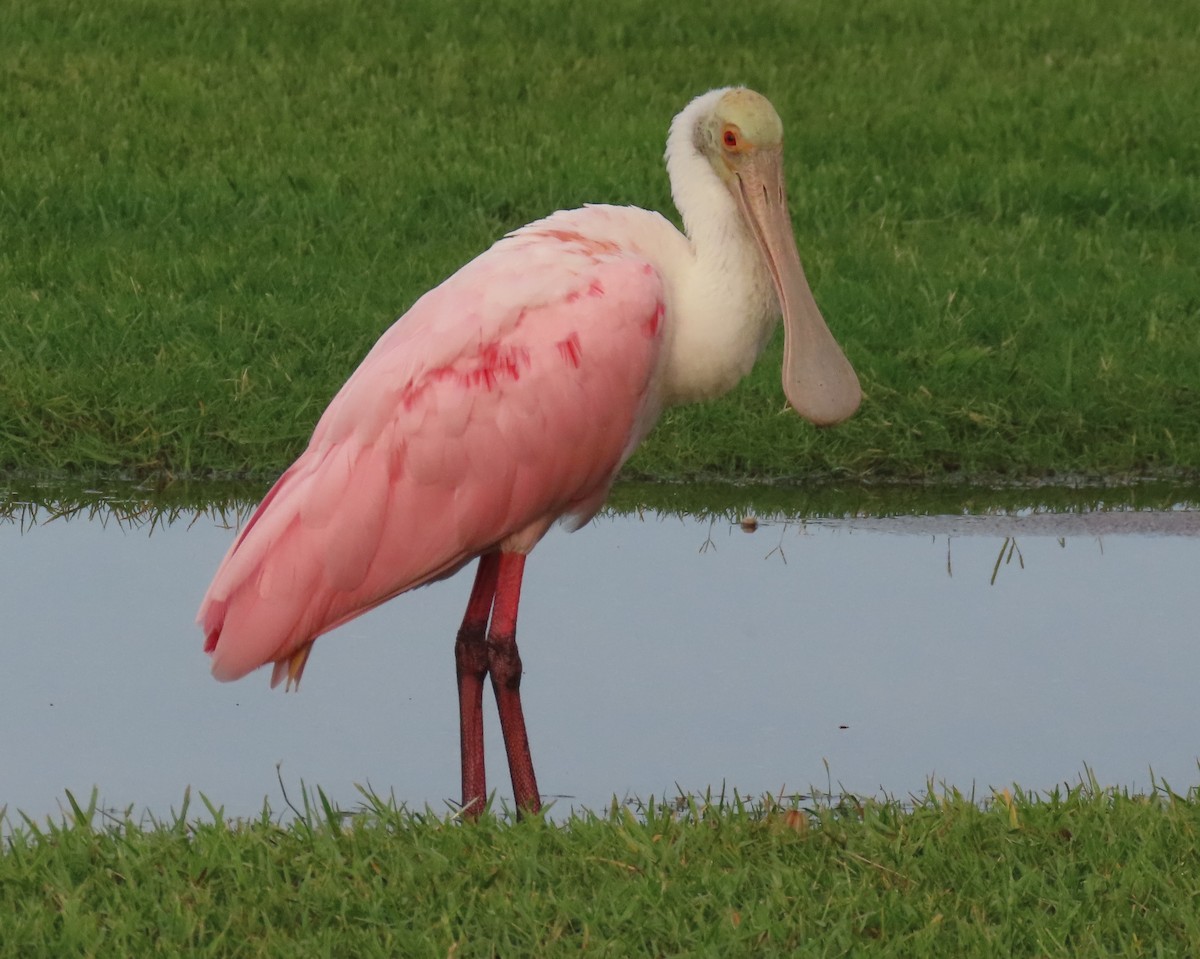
3, 492, 1199, 825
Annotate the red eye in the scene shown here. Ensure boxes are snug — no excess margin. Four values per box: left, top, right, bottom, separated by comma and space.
723, 128, 739, 148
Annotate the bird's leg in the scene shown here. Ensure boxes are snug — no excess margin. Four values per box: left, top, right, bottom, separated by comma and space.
487, 551, 542, 815
455, 552, 500, 819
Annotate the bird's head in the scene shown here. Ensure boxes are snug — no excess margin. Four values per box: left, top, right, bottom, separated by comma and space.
694, 87, 785, 180
691, 88, 861, 428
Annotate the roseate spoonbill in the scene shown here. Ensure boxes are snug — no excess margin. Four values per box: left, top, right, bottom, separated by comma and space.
198, 87, 861, 817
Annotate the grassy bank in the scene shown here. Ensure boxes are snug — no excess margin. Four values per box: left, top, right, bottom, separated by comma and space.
2, 0, 1198, 483
4, 473, 1200, 533
4, 782, 1199, 956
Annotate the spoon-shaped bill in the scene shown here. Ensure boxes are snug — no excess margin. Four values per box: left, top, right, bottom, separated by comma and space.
731, 149, 861, 426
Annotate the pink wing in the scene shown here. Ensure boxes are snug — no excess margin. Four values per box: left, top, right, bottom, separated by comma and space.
198, 210, 668, 686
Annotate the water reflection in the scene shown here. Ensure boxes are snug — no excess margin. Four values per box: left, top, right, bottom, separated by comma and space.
2, 485, 1199, 824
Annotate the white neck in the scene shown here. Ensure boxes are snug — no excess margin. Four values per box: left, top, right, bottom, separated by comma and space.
657, 90, 781, 406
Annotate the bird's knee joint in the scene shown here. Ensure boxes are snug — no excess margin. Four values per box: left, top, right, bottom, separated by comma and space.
486, 641, 523, 688
455, 629, 489, 678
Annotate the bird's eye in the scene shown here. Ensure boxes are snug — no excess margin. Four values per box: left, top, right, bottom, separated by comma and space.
722, 128, 739, 149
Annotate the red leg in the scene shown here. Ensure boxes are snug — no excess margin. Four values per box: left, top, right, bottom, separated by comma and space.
455, 553, 499, 818
487, 552, 542, 814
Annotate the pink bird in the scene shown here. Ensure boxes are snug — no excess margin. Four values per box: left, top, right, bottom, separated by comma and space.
198, 87, 861, 817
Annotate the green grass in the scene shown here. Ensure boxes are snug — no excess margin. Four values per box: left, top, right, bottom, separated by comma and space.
4, 780, 1200, 957
4, 473, 1200, 533
2, 0, 1197, 482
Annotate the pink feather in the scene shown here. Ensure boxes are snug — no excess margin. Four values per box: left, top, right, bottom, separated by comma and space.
198, 209, 667, 685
